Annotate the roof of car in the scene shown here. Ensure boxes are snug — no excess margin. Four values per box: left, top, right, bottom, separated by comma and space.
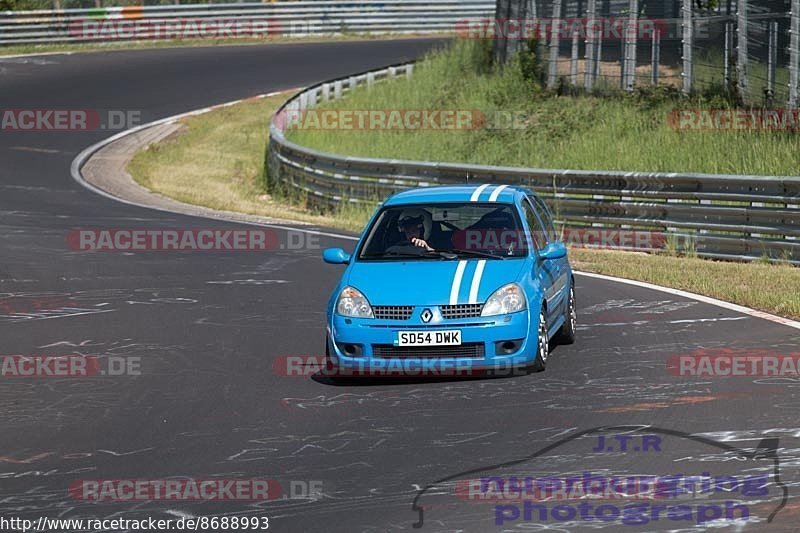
384, 184, 523, 206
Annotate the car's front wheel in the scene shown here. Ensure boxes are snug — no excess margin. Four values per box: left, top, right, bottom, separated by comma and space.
554, 284, 576, 345
527, 310, 548, 373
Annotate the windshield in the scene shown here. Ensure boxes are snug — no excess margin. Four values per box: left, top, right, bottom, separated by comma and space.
358, 203, 529, 260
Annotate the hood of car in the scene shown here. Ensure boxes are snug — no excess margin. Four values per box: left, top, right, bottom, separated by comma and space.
345, 259, 527, 306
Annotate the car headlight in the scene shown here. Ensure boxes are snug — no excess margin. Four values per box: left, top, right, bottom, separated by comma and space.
336, 286, 374, 318
481, 283, 527, 316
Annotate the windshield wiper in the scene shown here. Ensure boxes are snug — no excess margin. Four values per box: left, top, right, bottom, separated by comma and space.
441, 249, 506, 260
362, 250, 457, 260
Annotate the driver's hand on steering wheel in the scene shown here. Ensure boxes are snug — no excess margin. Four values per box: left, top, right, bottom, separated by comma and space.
411, 237, 433, 251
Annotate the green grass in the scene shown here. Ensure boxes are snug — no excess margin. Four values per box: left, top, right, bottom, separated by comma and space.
127, 93, 374, 232
286, 40, 800, 176
570, 247, 800, 320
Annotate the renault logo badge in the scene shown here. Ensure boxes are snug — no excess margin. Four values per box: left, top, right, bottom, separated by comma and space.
420, 308, 433, 323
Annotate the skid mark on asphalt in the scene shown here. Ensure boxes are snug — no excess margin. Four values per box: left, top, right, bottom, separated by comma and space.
0, 307, 114, 322
9, 146, 62, 154
582, 298, 699, 315
279, 376, 714, 413
598, 386, 791, 413
226, 429, 407, 462
579, 316, 749, 328
206, 279, 290, 285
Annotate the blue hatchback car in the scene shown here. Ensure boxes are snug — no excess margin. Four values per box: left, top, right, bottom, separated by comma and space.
322, 184, 575, 377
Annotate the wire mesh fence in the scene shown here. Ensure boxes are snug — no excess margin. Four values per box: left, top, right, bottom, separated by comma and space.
490, 0, 799, 107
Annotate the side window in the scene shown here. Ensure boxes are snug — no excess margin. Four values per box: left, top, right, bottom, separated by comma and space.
529, 195, 558, 243
522, 201, 548, 251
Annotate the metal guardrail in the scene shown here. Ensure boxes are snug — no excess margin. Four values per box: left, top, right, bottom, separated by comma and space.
267, 62, 800, 265
0, 1, 492, 45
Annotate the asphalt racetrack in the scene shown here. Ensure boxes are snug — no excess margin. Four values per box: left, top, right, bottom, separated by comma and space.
1, 39, 800, 532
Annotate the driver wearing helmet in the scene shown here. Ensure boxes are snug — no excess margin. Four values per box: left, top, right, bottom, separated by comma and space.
397, 209, 433, 251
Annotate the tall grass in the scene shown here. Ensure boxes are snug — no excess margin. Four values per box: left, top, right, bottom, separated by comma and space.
287, 40, 800, 176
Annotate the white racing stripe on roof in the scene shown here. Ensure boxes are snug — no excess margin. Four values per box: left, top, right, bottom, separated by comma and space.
468, 260, 487, 304
470, 184, 491, 202
450, 260, 468, 305
488, 185, 509, 202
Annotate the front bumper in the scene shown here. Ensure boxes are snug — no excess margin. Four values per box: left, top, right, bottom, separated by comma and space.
327, 309, 535, 375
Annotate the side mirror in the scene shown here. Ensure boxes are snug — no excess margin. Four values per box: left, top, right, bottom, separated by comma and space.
538, 242, 567, 260
323, 248, 351, 264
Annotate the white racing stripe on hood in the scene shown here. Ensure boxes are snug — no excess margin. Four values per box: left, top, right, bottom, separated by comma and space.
468, 260, 487, 304
470, 184, 491, 202
488, 184, 508, 202
450, 260, 468, 305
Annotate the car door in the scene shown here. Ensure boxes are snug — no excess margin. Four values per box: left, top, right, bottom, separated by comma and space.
521, 198, 562, 328
530, 192, 571, 281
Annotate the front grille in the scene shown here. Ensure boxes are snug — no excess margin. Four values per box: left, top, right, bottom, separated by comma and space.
440, 304, 484, 319
366, 322, 494, 329
372, 343, 485, 359
373, 306, 414, 320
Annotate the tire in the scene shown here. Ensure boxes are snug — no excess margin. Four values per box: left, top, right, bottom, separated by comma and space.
555, 284, 576, 345
528, 311, 548, 373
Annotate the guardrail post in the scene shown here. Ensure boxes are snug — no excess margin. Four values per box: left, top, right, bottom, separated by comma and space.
389, 66, 397, 77
493, 0, 511, 64
537, 26, 548, 79
724, 22, 733, 91
367, 72, 375, 88
682, 0, 693, 95
547, 0, 562, 89
736, 0, 748, 103
321, 83, 330, 102
767, 20, 777, 105
287, 100, 300, 127
349, 75, 357, 93
334, 81, 342, 99
623, 0, 638, 91
406, 64, 414, 78
620, 37, 626, 90
651, 29, 660, 86
595, 31, 602, 82
584, 0, 597, 89
508, 0, 525, 60
791, 0, 800, 109
571, 30, 579, 85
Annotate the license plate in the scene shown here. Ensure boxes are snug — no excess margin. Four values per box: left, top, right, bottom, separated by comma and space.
397, 330, 462, 346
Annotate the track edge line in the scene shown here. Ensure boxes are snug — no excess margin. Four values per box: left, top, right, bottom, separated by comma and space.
574, 270, 800, 330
